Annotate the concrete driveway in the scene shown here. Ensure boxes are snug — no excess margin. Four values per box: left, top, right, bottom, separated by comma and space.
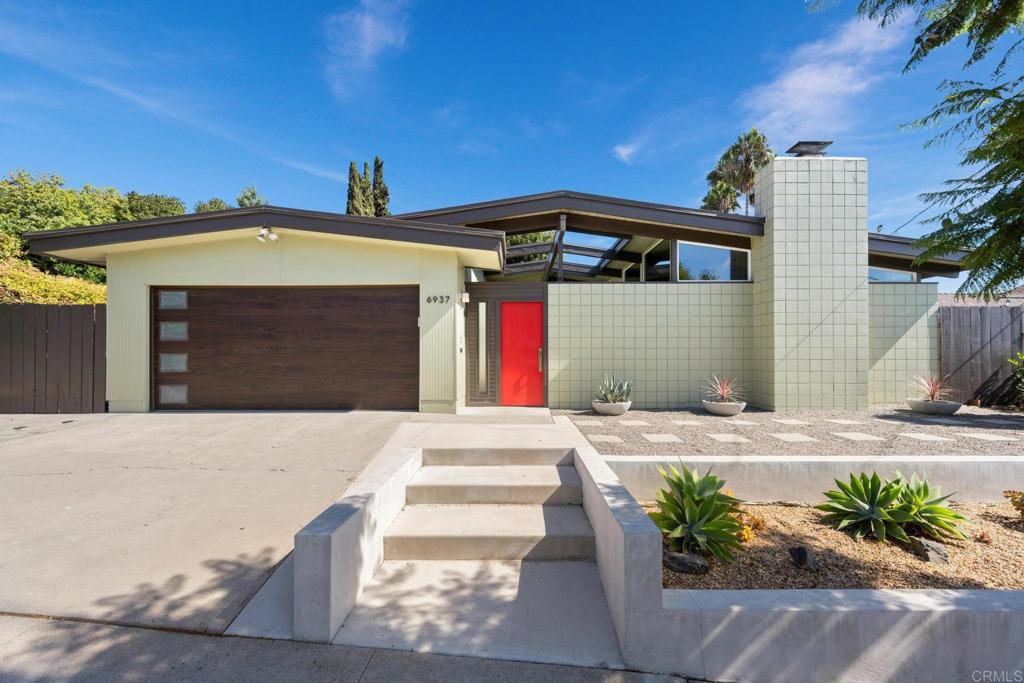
0, 411, 410, 634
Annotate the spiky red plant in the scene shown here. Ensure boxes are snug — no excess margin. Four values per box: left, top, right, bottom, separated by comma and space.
703, 374, 744, 403
911, 375, 952, 401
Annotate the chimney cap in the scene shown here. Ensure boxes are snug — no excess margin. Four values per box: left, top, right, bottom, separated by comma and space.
786, 141, 833, 157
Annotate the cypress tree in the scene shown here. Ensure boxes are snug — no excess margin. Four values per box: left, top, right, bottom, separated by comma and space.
346, 162, 367, 215
372, 156, 390, 217
360, 162, 373, 216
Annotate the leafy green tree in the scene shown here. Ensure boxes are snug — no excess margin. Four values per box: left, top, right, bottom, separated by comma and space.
846, 0, 1024, 299
125, 191, 186, 220
701, 179, 741, 213
0, 171, 127, 283
361, 162, 373, 213
371, 156, 390, 217
193, 198, 231, 213
346, 161, 372, 216
236, 185, 267, 208
707, 128, 774, 215
506, 230, 555, 263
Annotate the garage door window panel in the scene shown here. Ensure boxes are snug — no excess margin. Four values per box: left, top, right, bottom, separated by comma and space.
159, 321, 189, 341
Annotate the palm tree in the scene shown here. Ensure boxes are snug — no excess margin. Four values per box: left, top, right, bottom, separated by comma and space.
701, 179, 740, 213
713, 128, 774, 215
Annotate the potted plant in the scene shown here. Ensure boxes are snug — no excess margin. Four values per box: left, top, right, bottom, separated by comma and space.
702, 374, 746, 416
907, 375, 962, 415
592, 375, 632, 416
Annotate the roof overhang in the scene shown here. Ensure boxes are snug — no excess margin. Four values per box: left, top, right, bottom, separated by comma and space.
868, 233, 968, 278
24, 205, 506, 270
395, 190, 764, 248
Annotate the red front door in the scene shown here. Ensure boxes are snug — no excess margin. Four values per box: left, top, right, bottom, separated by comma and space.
500, 302, 544, 406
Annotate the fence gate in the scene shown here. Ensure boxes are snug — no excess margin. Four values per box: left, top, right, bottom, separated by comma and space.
939, 306, 1024, 406
0, 304, 106, 413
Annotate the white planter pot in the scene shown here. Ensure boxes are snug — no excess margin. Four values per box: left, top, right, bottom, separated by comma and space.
702, 399, 746, 416
906, 398, 962, 415
592, 400, 631, 416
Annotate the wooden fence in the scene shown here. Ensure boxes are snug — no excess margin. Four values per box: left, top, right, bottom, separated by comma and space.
0, 304, 106, 413
939, 306, 1024, 406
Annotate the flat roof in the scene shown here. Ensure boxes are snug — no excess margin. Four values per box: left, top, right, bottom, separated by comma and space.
24, 205, 506, 266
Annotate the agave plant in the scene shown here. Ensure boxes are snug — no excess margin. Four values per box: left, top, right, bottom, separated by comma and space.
816, 472, 911, 543
911, 374, 953, 402
648, 464, 745, 562
594, 375, 632, 403
702, 374, 744, 403
893, 473, 969, 541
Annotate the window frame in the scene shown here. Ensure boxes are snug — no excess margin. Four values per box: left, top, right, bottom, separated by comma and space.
868, 265, 919, 283
676, 239, 752, 283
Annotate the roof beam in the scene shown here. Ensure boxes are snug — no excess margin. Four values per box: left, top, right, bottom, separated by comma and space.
543, 214, 567, 282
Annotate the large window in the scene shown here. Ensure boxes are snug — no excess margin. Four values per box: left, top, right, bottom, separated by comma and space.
869, 267, 916, 283
678, 241, 750, 281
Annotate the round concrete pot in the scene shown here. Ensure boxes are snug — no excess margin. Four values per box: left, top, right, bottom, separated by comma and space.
906, 398, 962, 415
702, 399, 746, 416
592, 400, 631, 416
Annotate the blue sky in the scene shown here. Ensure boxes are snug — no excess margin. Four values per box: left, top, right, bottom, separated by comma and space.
0, 1, 992, 290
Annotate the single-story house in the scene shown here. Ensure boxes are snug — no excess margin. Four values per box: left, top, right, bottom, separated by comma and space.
25, 143, 968, 413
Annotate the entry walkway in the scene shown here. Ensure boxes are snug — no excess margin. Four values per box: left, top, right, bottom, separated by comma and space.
227, 419, 628, 669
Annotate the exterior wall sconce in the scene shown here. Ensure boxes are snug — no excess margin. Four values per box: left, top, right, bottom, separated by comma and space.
256, 227, 279, 243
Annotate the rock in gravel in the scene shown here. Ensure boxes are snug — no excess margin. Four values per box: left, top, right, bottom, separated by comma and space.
789, 546, 820, 572
910, 537, 950, 564
665, 551, 710, 575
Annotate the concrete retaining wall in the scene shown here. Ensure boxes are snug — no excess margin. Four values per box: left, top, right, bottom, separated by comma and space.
605, 455, 1024, 503
292, 447, 422, 642
653, 589, 1024, 683
577, 448, 1024, 681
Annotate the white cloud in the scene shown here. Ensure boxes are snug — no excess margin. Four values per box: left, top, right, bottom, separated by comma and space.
612, 141, 643, 164
743, 13, 913, 143
324, 0, 410, 98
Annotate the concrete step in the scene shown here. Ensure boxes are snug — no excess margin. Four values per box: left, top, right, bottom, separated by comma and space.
422, 448, 574, 467
384, 504, 595, 560
405, 466, 583, 505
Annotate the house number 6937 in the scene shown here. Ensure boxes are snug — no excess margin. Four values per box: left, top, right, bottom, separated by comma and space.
425, 295, 451, 303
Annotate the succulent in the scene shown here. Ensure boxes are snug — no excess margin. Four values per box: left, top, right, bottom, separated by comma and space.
893, 472, 969, 541
648, 464, 745, 563
594, 375, 632, 403
911, 374, 953, 401
816, 472, 911, 543
702, 374, 744, 403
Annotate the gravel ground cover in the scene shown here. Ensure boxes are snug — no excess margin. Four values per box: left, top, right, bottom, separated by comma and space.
559, 405, 1024, 456
641, 501, 1024, 589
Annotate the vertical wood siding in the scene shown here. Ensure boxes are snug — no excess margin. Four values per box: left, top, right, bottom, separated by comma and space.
0, 304, 106, 413
939, 306, 1024, 405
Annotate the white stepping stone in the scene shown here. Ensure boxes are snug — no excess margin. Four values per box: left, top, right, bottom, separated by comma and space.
642, 433, 682, 443
769, 432, 817, 443
724, 419, 756, 426
825, 419, 864, 425
832, 431, 884, 442
898, 433, 953, 442
959, 433, 1017, 442
588, 435, 623, 443
707, 433, 750, 444
772, 418, 810, 426
671, 420, 702, 426
619, 420, 650, 426
573, 420, 603, 426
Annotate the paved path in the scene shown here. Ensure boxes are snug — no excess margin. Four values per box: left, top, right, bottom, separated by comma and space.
0, 411, 410, 633
0, 614, 684, 683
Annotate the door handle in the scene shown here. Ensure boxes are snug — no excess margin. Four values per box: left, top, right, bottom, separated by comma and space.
538, 347, 543, 372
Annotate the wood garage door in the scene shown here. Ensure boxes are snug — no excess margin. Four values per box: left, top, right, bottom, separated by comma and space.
152, 286, 419, 410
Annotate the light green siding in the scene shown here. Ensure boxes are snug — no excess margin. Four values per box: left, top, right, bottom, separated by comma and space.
868, 283, 939, 403
547, 283, 753, 409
